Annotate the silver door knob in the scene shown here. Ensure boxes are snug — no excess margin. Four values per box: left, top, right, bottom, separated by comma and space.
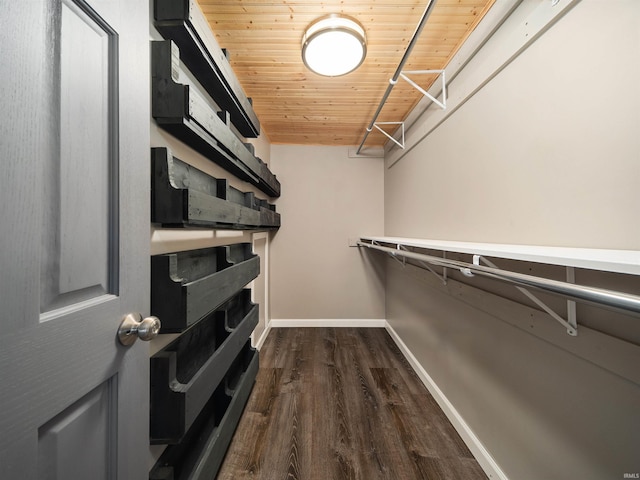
118, 313, 161, 346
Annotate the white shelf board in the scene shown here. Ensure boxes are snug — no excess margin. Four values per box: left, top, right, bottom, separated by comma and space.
359, 236, 640, 276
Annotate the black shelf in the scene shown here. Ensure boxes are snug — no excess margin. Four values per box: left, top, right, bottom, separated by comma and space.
151, 147, 280, 230
154, 0, 260, 139
150, 290, 258, 444
152, 40, 280, 198
149, 343, 259, 480
149, 4, 270, 477
151, 244, 259, 332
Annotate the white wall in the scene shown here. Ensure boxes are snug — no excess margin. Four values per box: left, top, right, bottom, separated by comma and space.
269, 145, 385, 322
382, 1, 640, 479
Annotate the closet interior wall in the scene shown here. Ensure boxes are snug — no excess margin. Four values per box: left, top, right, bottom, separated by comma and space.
269, 145, 385, 324
382, 1, 640, 479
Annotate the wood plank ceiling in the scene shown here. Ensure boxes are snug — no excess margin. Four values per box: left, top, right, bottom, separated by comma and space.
196, 0, 496, 147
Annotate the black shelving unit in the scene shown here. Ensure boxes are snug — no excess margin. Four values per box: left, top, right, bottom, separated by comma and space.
150, 2, 275, 476
151, 147, 280, 230
151, 244, 259, 333
150, 290, 258, 445
149, 342, 259, 480
151, 40, 280, 198
154, 0, 260, 139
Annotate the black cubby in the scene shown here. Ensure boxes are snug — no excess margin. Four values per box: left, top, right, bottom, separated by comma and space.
150, 290, 258, 444
151, 40, 280, 198
154, 0, 260, 139
151, 147, 280, 230
149, 343, 259, 480
151, 244, 259, 332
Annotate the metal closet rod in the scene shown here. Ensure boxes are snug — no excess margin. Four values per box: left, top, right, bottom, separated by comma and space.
356, 0, 439, 155
357, 241, 640, 317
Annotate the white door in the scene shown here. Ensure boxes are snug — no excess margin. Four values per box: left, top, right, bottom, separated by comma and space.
0, 0, 150, 478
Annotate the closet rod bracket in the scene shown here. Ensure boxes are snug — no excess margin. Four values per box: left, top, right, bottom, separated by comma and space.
566, 267, 578, 333
400, 245, 446, 285
372, 122, 405, 149
477, 256, 577, 336
400, 69, 447, 110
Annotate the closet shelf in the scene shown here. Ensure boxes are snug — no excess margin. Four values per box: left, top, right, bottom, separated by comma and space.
152, 40, 280, 198
149, 343, 258, 480
359, 236, 640, 275
151, 243, 259, 332
358, 236, 640, 322
154, 0, 260, 138
150, 290, 258, 445
151, 148, 280, 230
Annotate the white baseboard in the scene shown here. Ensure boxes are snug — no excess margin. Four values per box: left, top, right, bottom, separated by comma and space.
269, 318, 387, 328
384, 322, 508, 480
253, 322, 272, 351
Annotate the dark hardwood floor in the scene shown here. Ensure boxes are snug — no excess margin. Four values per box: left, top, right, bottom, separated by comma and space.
217, 328, 488, 480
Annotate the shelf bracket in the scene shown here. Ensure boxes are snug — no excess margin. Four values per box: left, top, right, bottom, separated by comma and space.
370, 122, 405, 149
478, 256, 578, 336
374, 240, 406, 268
442, 251, 448, 283
460, 254, 480, 277
399, 69, 447, 110
393, 243, 407, 267
400, 245, 447, 285
566, 267, 578, 332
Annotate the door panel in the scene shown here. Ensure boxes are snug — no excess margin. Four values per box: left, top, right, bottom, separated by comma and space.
42, 0, 118, 313
0, 0, 149, 478
38, 377, 117, 480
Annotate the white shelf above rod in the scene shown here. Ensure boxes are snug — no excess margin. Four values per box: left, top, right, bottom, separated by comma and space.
359, 236, 640, 275
356, 237, 640, 334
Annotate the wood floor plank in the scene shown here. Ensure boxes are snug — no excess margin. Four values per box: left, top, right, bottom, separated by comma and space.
246, 367, 282, 416
215, 368, 281, 478
257, 327, 285, 366
313, 362, 359, 478
310, 329, 350, 478
378, 329, 430, 396
216, 328, 488, 480
214, 412, 265, 479
369, 367, 407, 406
334, 335, 399, 479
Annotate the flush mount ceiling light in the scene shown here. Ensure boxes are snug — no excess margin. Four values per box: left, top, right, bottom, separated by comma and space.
302, 14, 367, 77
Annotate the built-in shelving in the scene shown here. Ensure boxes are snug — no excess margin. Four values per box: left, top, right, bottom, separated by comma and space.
358, 236, 640, 334
149, 342, 259, 480
151, 148, 280, 230
151, 244, 259, 332
151, 40, 280, 198
150, 2, 270, 475
359, 236, 640, 275
150, 290, 258, 444
154, 0, 260, 139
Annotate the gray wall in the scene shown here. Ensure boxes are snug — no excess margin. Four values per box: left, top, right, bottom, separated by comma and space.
386, 0, 639, 249
270, 145, 385, 321
383, 1, 640, 479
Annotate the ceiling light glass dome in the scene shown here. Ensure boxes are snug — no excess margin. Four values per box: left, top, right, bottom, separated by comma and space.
302, 14, 367, 77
